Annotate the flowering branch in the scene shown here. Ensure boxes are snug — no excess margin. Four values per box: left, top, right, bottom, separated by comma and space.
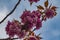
0, 0, 21, 24
0, 0, 57, 40
0, 28, 37, 40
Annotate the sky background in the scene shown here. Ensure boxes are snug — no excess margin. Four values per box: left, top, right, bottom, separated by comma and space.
0, 0, 60, 40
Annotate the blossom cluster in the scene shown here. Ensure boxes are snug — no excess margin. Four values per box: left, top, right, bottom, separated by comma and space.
5, 20, 27, 38
20, 10, 42, 30
5, 0, 57, 40
6, 10, 42, 39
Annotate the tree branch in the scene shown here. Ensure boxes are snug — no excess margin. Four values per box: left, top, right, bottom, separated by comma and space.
0, 0, 21, 24
0, 38, 18, 40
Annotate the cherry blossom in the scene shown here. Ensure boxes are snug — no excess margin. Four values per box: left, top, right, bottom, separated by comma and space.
28, 0, 40, 3
5, 20, 27, 38
20, 10, 42, 30
45, 8, 55, 18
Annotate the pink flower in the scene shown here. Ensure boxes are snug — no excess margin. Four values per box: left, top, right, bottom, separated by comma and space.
32, 10, 41, 18
31, 10, 42, 29
20, 10, 31, 23
5, 20, 27, 38
21, 22, 33, 31
36, 19, 42, 29
28, 0, 40, 3
45, 9, 55, 18
20, 10, 42, 30
17, 30, 26, 38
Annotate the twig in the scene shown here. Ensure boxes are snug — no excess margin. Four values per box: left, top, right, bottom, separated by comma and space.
33, 28, 36, 31
0, 38, 18, 40
0, 0, 21, 24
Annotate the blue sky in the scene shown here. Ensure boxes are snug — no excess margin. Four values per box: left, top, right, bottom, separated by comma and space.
0, 0, 60, 40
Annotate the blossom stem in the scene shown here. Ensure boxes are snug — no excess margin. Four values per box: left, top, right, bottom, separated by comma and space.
33, 28, 36, 31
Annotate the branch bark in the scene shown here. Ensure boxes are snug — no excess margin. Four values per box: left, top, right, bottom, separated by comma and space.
0, 0, 21, 24
0, 38, 18, 40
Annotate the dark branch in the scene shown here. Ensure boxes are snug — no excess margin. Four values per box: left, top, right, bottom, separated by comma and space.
0, 38, 18, 40
0, 0, 21, 24
33, 28, 36, 31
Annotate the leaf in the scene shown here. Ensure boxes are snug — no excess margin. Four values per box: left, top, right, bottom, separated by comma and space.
54, 12, 57, 16
37, 5, 44, 10
51, 6, 57, 11
44, 0, 48, 7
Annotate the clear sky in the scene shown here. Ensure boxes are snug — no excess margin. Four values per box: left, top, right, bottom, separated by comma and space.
0, 0, 60, 40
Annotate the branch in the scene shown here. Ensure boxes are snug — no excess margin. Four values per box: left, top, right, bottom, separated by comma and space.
33, 28, 36, 31
0, 0, 21, 24
0, 38, 18, 40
